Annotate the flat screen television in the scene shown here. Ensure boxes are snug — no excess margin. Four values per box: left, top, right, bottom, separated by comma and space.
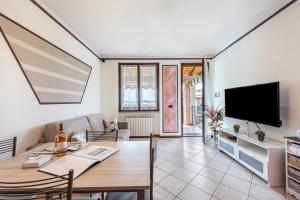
225, 82, 281, 127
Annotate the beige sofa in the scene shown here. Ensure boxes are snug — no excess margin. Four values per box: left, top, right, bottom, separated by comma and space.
27, 113, 130, 150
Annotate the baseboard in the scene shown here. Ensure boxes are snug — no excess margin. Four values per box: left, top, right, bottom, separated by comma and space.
129, 135, 160, 138
159, 136, 182, 138
130, 134, 181, 138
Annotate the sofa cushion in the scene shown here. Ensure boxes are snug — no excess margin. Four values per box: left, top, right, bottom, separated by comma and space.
44, 117, 91, 142
70, 131, 87, 143
118, 129, 130, 141
86, 113, 105, 131
102, 119, 111, 131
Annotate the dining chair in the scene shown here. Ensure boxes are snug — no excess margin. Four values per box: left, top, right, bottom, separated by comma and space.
105, 138, 156, 200
0, 169, 74, 200
149, 133, 158, 162
0, 136, 17, 157
85, 130, 119, 142
85, 130, 119, 200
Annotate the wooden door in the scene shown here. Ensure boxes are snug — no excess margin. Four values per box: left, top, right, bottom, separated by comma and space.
162, 65, 178, 133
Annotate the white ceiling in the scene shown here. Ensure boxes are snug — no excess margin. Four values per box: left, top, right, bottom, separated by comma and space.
39, 0, 290, 58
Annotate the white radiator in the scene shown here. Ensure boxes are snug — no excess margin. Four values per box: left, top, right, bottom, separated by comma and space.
125, 115, 154, 137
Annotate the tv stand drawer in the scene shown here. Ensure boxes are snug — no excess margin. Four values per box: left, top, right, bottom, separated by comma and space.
220, 139, 234, 155
239, 150, 264, 174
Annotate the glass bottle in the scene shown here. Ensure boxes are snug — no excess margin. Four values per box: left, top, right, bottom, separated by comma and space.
55, 123, 68, 155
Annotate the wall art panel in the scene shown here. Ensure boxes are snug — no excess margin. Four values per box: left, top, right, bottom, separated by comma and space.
0, 14, 92, 104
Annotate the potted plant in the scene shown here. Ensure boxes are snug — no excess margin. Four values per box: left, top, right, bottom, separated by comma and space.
255, 130, 265, 142
204, 106, 224, 144
233, 124, 240, 133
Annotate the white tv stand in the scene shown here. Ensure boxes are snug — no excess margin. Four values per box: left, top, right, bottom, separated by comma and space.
218, 128, 285, 187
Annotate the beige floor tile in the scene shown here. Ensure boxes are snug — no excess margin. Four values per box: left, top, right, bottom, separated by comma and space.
172, 167, 197, 182
221, 174, 251, 194
199, 167, 225, 182
154, 157, 167, 167
182, 151, 196, 159
182, 147, 202, 154
158, 152, 172, 160
205, 160, 230, 173
190, 175, 219, 195
251, 174, 268, 188
197, 150, 217, 159
154, 167, 169, 183
189, 155, 211, 165
249, 184, 285, 200
248, 196, 259, 200
178, 185, 211, 200
214, 184, 248, 200
182, 161, 204, 173
153, 185, 175, 200
211, 153, 233, 165
227, 165, 253, 182
159, 175, 187, 196
157, 161, 178, 173
167, 156, 187, 166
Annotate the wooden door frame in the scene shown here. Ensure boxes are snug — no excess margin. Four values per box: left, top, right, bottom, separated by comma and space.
181, 61, 205, 143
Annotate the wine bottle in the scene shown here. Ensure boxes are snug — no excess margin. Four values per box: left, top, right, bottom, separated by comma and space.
55, 123, 68, 155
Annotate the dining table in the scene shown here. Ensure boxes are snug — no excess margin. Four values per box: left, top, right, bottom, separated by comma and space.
0, 141, 150, 200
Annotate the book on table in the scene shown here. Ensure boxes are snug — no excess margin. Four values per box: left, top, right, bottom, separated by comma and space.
39, 145, 119, 178
22, 154, 53, 168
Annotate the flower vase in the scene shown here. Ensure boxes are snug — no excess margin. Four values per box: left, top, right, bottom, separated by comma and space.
213, 131, 218, 144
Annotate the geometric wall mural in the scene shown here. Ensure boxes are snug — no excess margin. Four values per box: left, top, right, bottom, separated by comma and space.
162, 65, 178, 133
0, 14, 92, 104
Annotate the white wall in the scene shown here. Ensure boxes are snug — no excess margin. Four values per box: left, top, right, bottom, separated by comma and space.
0, 0, 101, 152
101, 60, 205, 136
212, 1, 300, 142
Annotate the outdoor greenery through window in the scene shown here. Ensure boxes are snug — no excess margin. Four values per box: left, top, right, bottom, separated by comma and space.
119, 63, 159, 111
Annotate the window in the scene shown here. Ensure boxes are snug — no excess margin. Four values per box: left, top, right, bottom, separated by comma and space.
119, 63, 159, 111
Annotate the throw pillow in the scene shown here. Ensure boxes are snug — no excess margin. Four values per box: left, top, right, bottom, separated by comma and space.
103, 120, 111, 131
70, 131, 86, 143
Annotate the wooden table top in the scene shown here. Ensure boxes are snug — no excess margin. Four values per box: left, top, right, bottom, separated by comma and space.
0, 141, 150, 192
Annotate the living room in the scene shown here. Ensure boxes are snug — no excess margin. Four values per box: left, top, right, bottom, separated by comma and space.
0, 0, 300, 200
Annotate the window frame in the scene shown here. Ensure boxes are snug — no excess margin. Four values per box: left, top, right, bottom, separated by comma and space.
118, 63, 160, 112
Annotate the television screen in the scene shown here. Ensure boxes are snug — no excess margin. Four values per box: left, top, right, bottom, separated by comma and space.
225, 82, 281, 127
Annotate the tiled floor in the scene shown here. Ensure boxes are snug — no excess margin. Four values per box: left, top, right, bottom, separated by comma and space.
153, 137, 292, 200
182, 124, 202, 136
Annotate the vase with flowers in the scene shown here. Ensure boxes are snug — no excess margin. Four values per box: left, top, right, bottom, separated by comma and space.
204, 106, 225, 144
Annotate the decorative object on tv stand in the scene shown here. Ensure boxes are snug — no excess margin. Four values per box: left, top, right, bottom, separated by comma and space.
0, 15, 92, 104
233, 124, 240, 133
204, 106, 224, 143
254, 123, 265, 142
243, 121, 252, 136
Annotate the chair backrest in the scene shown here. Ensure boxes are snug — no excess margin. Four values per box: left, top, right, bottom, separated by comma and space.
86, 130, 118, 142
0, 169, 74, 200
150, 133, 158, 162
0, 137, 17, 157
149, 133, 158, 200
150, 147, 155, 200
